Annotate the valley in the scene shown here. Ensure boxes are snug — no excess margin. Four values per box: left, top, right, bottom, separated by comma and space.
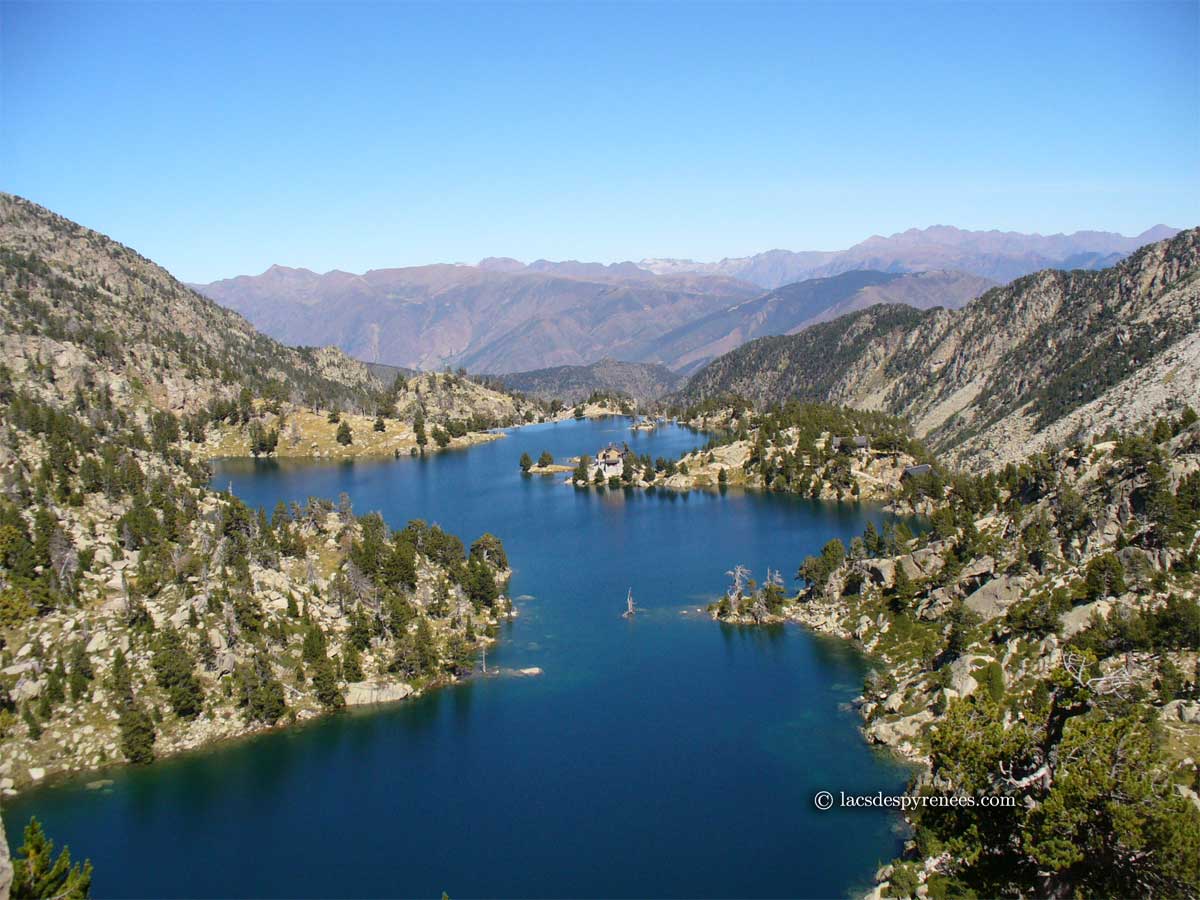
1, 196, 1197, 900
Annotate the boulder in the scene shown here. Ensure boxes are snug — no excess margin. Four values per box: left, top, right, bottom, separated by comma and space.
1175, 783, 1200, 814
12, 677, 41, 702
864, 558, 896, 588
908, 548, 946, 578
958, 556, 994, 585
946, 655, 985, 698
1059, 599, 1113, 639
964, 576, 1026, 620
867, 709, 935, 746
897, 555, 924, 581
215, 651, 237, 676
85, 632, 109, 654
345, 680, 414, 706
916, 588, 955, 621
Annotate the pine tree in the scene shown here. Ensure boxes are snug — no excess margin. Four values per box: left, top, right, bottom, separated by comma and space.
117, 703, 156, 764
22, 702, 42, 740
519, 452, 533, 473
11, 817, 93, 899
342, 644, 363, 682
108, 648, 132, 703
336, 421, 353, 446
302, 622, 328, 665
150, 628, 203, 719
414, 618, 437, 673
67, 641, 93, 700
311, 656, 344, 709
414, 410, 427, 450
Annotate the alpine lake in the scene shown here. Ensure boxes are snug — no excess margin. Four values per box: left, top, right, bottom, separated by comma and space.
6, 417, 917, 898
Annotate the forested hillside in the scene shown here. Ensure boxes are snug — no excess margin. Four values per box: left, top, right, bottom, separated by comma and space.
494, 358, 681, 403
714, 413, 1200, 898
0, 196, 516, 799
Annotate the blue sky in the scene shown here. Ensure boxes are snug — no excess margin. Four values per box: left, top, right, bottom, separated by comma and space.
2, 1, 1197, 282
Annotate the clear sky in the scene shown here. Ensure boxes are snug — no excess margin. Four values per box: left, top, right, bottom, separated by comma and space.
2, 1, 1197, 282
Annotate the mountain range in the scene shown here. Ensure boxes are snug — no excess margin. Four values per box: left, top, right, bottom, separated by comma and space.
640, 223, 1180, 287
675, 228, 1200, 469
192, 224, 1174, 377
193, 264, 759, 374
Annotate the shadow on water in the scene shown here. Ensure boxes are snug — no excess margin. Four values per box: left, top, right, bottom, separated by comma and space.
9, 418, 915, 899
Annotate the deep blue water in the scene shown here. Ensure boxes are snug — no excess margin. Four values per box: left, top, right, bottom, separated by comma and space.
7, 418, 913, 898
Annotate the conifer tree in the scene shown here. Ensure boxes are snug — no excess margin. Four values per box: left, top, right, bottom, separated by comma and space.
311, 656, 344, 709
117, 703, 156, 764
10, 817, 93, 900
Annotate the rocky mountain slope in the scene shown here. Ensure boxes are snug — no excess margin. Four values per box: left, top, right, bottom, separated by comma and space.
0, 196, 520, 797
642, 224, 1179, 288
494, 358, 682, 403
0, 194, 383, 417
711, 414, 1200, 898
644, 269, 993, 373
678, 229, 1200, 470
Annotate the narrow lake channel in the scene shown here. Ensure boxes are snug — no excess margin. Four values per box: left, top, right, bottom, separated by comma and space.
7, 417, 914, 898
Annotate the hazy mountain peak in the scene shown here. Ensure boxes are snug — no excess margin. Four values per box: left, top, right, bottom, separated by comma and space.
641, 224, 1181, 288
261, 263, 319, 278
477, 256, 526, 272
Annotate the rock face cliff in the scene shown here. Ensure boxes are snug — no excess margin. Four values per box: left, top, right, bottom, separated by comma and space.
680, 229, 1200, 470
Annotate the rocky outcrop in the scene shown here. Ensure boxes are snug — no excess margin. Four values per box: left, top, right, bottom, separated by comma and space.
0, 807, 12, 900
963, 575, 1026, 620
345, 681, 415, 706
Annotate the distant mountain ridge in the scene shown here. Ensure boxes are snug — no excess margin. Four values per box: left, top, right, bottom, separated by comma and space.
676, 228, 1200, 470
493, 358, 682, 403
640, 224, 1178, 287
644, 268, 994, 373
191, 223, 1173, 376
191, 265, 991, 375
193, 264, 761, 374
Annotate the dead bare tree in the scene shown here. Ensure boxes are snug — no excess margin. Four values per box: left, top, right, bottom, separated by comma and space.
48, 528, 79, 595
1063, 650, 1139, 699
